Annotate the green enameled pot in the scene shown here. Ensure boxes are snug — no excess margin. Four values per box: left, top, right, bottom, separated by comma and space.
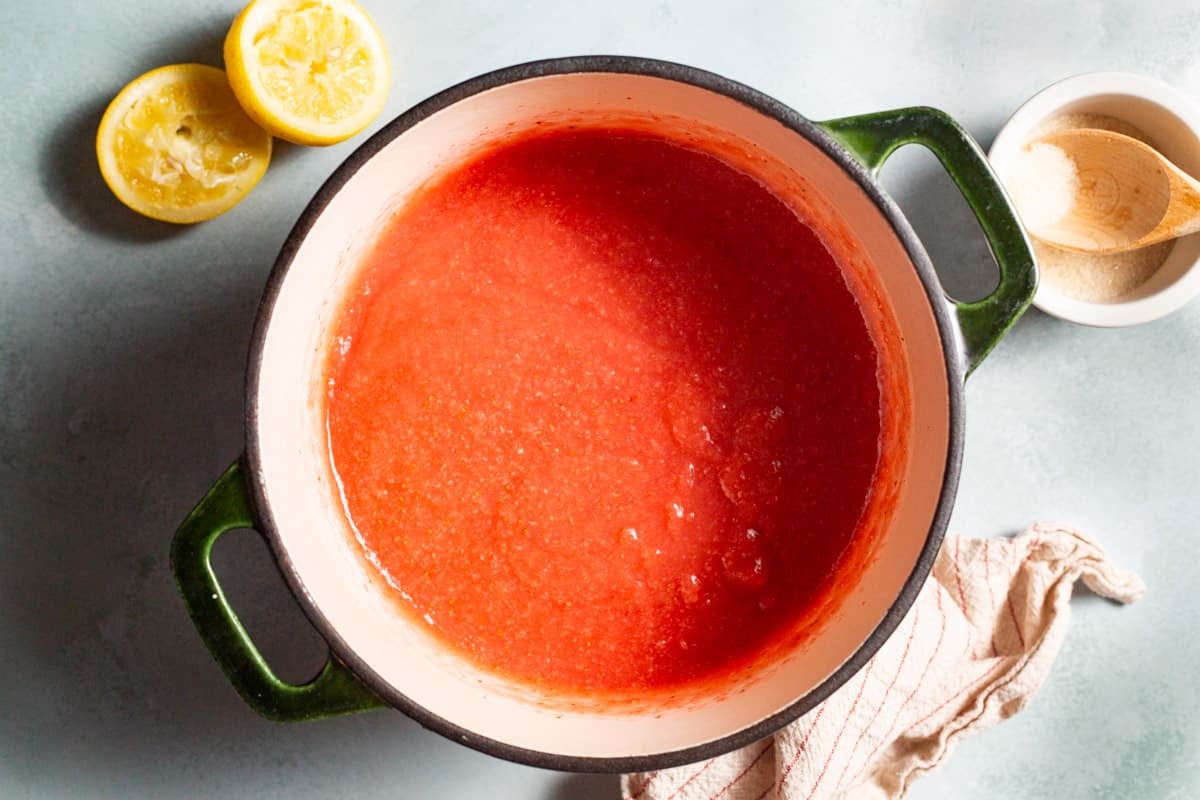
171, 56, 1036, 773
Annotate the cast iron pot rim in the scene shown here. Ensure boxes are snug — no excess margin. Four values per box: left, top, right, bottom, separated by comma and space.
243, 54, 967, 774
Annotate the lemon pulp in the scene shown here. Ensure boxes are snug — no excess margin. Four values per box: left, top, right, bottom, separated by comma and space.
96, 63, 272, 224
225, 0, 390, 146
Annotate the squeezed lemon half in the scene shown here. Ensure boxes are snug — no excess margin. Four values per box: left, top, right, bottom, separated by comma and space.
96, 63, 272, 224
224, 0, 391, 146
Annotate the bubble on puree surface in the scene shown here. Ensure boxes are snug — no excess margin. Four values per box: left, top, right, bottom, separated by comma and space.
326, 126, 892, 696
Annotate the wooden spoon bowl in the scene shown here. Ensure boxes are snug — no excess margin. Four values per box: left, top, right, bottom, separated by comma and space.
1030, 128, 1200, 254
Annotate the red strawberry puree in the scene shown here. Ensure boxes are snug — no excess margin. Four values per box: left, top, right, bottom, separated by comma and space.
325, 125, 894, 696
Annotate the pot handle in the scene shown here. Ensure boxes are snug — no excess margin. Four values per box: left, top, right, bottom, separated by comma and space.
816, 107, 1037, 375
171, 459, 385, 721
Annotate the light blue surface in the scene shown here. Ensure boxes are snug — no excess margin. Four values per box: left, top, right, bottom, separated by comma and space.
2, 1, 1197, 798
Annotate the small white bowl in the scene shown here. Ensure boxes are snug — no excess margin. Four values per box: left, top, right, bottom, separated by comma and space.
989, 72, 1200, 326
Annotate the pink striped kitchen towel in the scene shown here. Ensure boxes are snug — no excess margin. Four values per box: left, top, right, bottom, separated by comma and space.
622, 524, 1144, 800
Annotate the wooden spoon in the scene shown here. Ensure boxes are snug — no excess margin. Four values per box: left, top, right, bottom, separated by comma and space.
1027, 128, 1200, 254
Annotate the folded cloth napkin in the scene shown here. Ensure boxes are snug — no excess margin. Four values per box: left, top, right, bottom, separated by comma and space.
621, 524, 1144, 800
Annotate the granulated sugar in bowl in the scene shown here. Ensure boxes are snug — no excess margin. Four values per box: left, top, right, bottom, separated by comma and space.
989, 72, 1200, 326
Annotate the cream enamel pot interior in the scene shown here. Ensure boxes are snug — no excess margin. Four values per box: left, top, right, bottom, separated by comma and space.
171, 57, 1036, 772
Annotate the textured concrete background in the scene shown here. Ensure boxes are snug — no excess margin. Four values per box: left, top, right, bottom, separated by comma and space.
2, 0, 1197, 797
